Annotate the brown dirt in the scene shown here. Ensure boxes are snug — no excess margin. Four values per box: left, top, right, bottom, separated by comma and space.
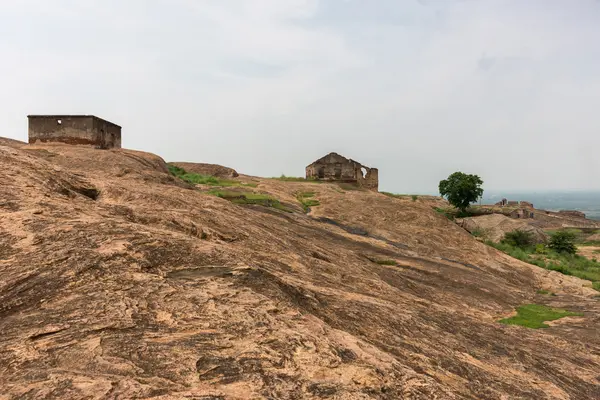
1, 141, 599, 399
578, 246, 600, 262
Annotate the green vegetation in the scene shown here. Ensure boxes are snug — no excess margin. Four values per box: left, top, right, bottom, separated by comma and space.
273, 175, 320, 182
434, 207, 474, 220
168, 164, 256, 187
438, 172, 484, 212
209, 190, 292, 212
499, 304, 582, 329
296, 191, 320, 212
471, 228, 489, 239
487, 240, 600, 291
381, 192, 420, 201
548, 230, 577, 255
536, 289, 556, 296
374, 259, 397, 265
338, 183, 362, 191
502, 230, 535, 248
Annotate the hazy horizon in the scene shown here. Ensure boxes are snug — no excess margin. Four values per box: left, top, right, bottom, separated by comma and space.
2, 1, 599, 194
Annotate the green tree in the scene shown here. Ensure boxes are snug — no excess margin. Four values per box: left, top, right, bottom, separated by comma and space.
548, 231, 577, 255
438, 172, 484, 213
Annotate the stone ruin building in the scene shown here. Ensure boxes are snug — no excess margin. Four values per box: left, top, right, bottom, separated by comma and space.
495, 199, 534, 209
306, 152, 378, 191
28, 115, 121, 149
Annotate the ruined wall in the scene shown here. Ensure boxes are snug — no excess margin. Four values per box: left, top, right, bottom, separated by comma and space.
306, 152, 378, 191
93, 117, 122, 149
28, 115, 121, 149
357, 167, 379, 191
306, 153, 359, 182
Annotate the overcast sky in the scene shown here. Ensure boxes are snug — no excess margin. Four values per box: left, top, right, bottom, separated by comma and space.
2, 0, 599, 193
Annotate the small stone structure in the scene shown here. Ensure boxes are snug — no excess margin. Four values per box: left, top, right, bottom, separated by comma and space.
306, 152, 378, 190
495, 199, 534, 209
28, 115, 121, 149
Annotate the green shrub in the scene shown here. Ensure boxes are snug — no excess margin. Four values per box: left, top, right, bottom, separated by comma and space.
411, 195, 418, 202
548, 231, 577, 255
487, 240, 600, 292
535, 244, 547, 254
502, 230, 535, 248
499, 304, 582, 329
471, 228, 486, 238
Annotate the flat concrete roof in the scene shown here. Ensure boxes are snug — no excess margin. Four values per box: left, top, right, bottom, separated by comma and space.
27, 115, 121, 128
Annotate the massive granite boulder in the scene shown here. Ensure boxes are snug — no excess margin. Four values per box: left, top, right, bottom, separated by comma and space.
459, 214, 548, 244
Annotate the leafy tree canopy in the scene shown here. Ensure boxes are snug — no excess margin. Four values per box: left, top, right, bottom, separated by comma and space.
439, 172, 484, 212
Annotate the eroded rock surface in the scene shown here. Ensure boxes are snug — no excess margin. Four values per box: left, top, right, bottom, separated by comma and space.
1, 142, 599, 399
460, 214, 549, 244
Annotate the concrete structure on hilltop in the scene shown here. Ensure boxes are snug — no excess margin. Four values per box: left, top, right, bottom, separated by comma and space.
306, 152, 378, 191
28, 115, 121, 149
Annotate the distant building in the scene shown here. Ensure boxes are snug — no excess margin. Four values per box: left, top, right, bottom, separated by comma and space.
28, 115, 121, 149
519, 201, 534, 208
306, 152, 378, 191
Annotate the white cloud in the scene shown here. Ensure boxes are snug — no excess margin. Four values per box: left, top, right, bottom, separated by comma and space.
1, 0, 599, 192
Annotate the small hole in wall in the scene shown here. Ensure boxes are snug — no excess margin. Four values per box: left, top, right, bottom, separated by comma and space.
57, 119, 62, 125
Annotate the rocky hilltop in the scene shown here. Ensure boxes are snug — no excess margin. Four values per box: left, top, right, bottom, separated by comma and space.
1, 141, 599, 399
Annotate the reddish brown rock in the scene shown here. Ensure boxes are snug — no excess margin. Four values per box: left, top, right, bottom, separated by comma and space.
1, 140, 599, 399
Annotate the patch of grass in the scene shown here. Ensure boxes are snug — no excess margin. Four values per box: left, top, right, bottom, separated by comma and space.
338, 183, 362, 191
536, 289, 556, 296
381, 192, 419, 201
499, 304, 582, 329
209, 190, 293, 212
471, 228, 490, 240
272, 175, 322, 182
581, 241, 600, 247
168, 164, 255, 187
434, 207, 455, 220
374, 259, 397, 266
296, 191, 320, 212
487, 241, 600, 291
594, 249, 600, 254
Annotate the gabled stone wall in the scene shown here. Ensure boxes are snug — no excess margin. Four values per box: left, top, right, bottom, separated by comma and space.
306, 152, 378, 191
